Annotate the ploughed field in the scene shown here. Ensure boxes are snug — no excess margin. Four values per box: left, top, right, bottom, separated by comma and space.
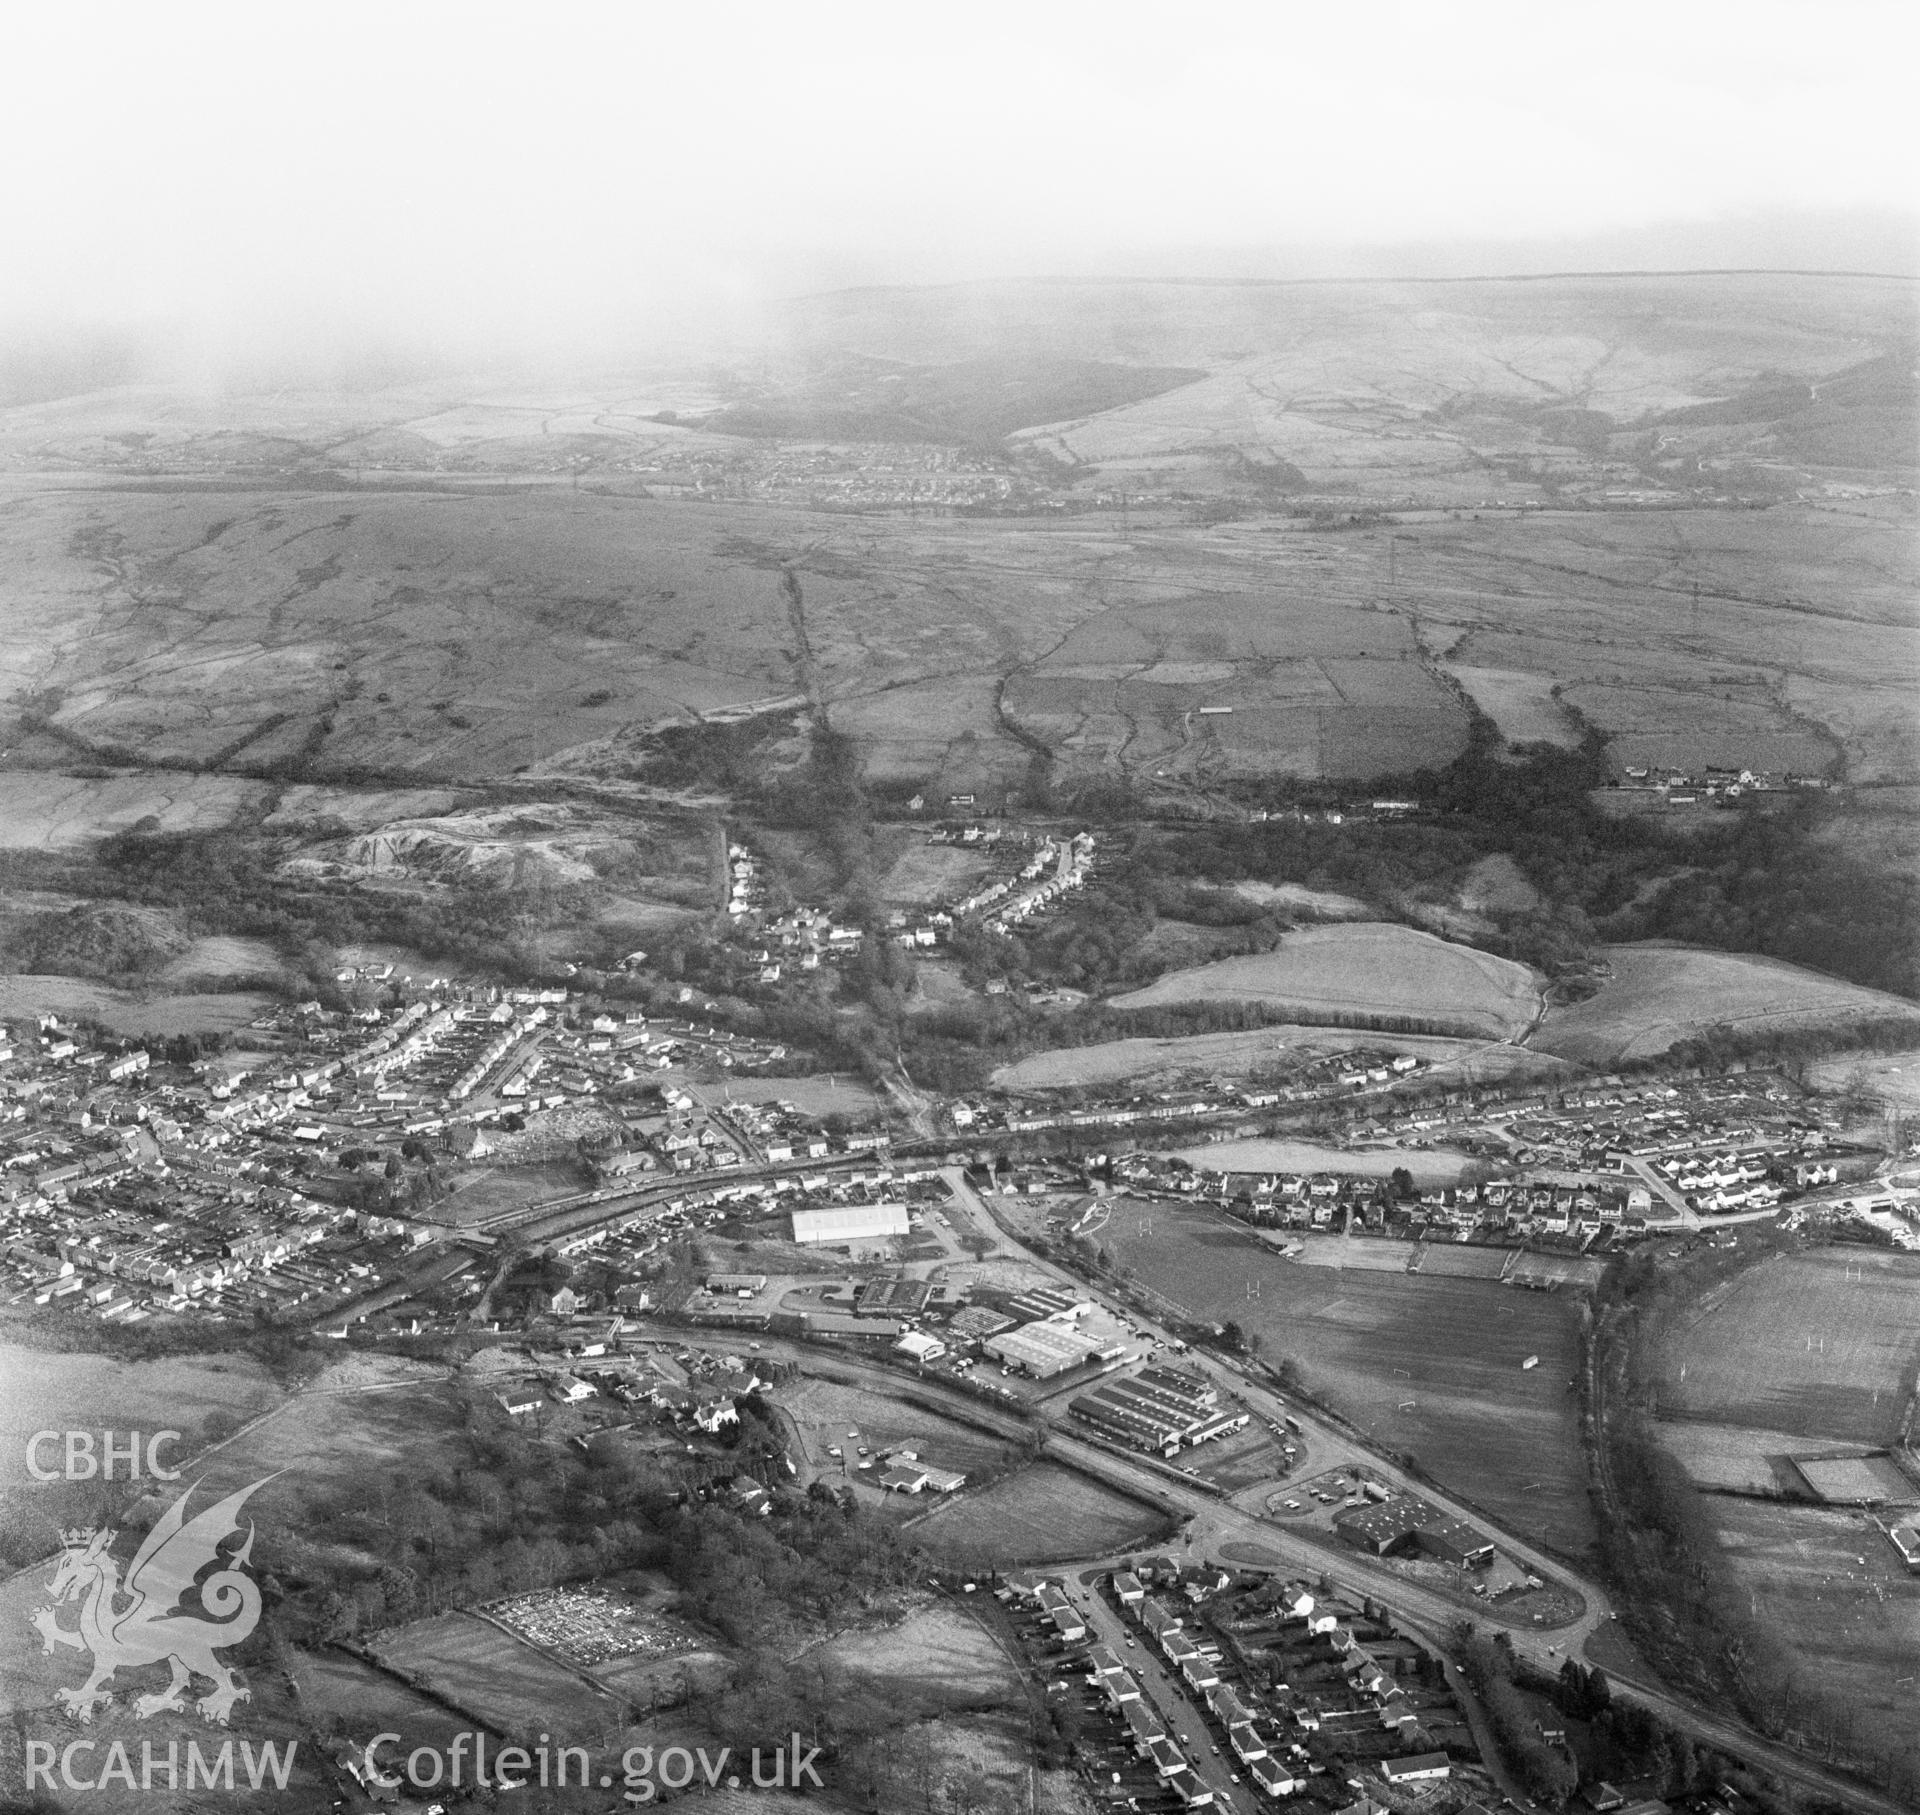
1100, 1202, 1596, 1561
1110, 922, 1543, 1041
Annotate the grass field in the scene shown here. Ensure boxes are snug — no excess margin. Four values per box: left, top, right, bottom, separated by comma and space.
1534, 942, 1920, 1063
1654, 1421, 1881, 1495
0, 974, 279, 1033
1100, 1203, 1596, 1560
1708, 1496, 1920, 1780
1506, 1253, 1608, 1290
290, 1647, 473, 1750
1111, 922, 1543, 1039
1649, 1248, 1920, 1446
775, 1378, 1017, 1481
1413, 1243, 1514, 1279
991, 1022, 1560, 1093
1169, 1139, 1480, 1186
371, 1610, 625, 1737
0, 1337, 287, 1569
1805, 1048, 1920, 1113
683, 1074, 886, 1119
911, 1463, 1168, 1564
815, 1602, 1020, 1706
1446, 667, 1584, 747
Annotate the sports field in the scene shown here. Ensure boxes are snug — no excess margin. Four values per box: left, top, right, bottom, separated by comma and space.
1111, 923, 1542, 1040
1649, 1248, 1920, 1446
1102, 1202, 1595, 1560
910, 1463, 1168, 1564
1708, 1497, 1920, 1779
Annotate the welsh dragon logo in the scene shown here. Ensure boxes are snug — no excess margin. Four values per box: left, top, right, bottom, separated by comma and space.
31, 1476, 272, 1724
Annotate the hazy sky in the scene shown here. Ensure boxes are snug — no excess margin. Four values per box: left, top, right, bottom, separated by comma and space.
4, 0, 1914, 361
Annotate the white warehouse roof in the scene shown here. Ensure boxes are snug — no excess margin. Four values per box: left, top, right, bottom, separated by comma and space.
790, 1203, 911, 1245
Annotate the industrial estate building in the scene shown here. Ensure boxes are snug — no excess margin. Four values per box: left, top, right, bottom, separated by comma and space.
1070, 1364, 1245, 1453
1333, 1495, 1495, 1567
984, 1316, 1125, 1377
789, 1203, 911, 1245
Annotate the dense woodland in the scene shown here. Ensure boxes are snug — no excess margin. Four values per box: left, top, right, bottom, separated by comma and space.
257, 1389, 921, 1756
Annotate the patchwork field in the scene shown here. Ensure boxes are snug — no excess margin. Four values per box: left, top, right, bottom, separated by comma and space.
1100, 1202, 1595, 1559
1111, 921, 1543, 1038
1648, 1248, 1920, 1447
909, 1462, 1168, 1564
0, 769, 269, 849
1533, 943, 1920, 1063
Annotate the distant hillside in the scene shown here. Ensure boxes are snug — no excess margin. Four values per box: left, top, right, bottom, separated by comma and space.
1651, 352, 1919, 468
785, 272, 1917, 387
699, 353, 1205, 447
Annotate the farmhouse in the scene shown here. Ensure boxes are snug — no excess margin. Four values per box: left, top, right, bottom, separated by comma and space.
1887, 1524, 1920, 1571
1380, 1753, 1451, 1785
790, 1203, 910, 1245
